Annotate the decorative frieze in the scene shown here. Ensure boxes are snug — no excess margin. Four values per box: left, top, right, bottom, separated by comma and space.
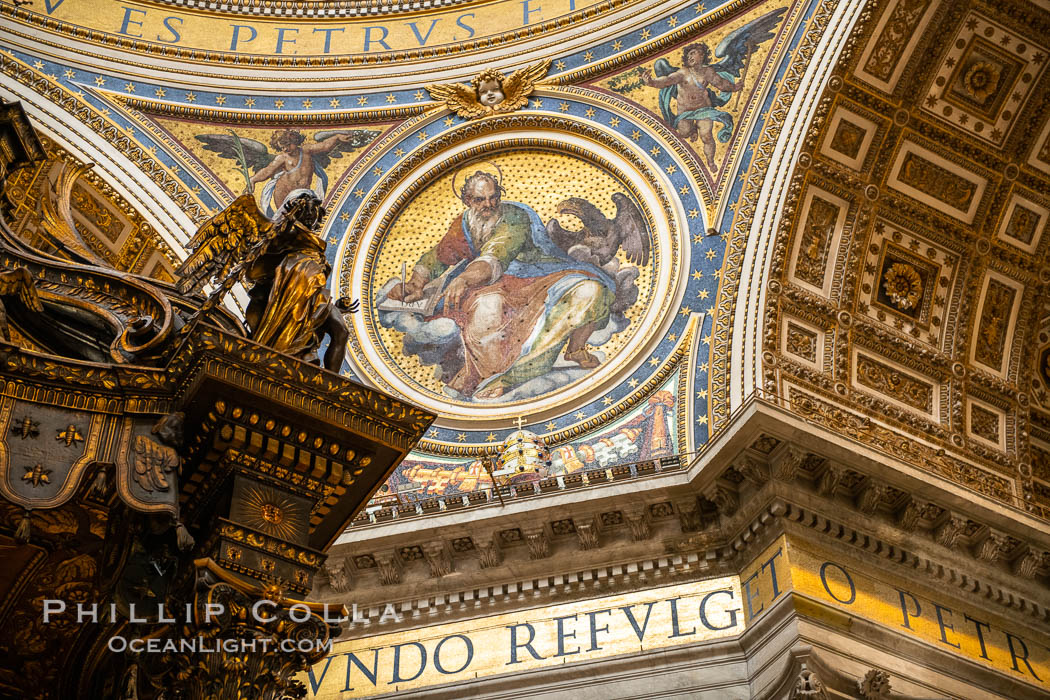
854, 354, 934, 414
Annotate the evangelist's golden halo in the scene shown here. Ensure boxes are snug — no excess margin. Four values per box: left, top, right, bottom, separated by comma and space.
451, 160, 504, 198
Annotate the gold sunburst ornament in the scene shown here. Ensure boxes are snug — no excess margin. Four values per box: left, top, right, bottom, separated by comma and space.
242, 486, 303, 540
882, 262, 923, 310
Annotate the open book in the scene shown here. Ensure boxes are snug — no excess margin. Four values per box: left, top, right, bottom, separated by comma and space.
377, 260, 467, 316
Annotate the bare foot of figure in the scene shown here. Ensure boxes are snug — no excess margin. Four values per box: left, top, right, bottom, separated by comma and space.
475, 383, 505, 399
565, 348, 600, 369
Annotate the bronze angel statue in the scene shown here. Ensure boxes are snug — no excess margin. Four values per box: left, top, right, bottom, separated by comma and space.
426, 60, 551, 119
196, 128, 378, 215
0, 266, 42, 342
175, 192, 354, 372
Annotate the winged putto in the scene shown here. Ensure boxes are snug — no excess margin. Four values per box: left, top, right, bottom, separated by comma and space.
195, 128, 378, 215
426, 59, 551, 119
609, 8, 786, 171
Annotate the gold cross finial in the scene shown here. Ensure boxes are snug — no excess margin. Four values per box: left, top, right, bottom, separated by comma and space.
514, 416, 527, 431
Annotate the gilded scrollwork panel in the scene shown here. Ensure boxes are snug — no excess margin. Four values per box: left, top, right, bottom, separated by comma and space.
970, 272, 1023, 378
853, 0, 940, 93
885, 140, 988, 224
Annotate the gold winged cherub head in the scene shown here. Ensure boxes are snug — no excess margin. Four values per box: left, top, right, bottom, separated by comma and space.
426, 59, 551, 120
472, 69, 506, 107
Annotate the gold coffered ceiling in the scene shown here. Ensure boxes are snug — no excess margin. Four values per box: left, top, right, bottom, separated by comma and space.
765, 0, 1050, 516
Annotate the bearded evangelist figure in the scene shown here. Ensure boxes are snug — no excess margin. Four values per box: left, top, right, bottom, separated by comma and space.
381, 166, 649, 401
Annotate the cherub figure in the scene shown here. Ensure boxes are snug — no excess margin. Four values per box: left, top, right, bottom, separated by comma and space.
474, 70, 506, 107
633, 7, 786, 171
643, 43, 743, 170
197, 128, 378, 215
427, 59, 550, 119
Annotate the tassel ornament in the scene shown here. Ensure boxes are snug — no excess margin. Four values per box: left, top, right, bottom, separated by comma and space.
90, 466, 108, 498
14, 509, 30, 543
175, 520, 194, 552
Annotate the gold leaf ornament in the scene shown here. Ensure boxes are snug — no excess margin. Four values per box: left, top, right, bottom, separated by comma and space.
131, 435, 179, 492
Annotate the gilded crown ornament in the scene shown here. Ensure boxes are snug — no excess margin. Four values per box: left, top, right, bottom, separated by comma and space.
426, 59, 552, 119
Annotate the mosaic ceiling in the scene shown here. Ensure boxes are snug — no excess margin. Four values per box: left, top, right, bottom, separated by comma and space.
2, 0, 1047, 511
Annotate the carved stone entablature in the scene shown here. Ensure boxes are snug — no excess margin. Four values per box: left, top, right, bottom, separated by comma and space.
325, 417, 1050, 635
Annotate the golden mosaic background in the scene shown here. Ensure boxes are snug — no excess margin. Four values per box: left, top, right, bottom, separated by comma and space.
369, 149, 656, 399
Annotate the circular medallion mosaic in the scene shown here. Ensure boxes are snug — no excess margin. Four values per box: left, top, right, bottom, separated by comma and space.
340, 126, 683, 422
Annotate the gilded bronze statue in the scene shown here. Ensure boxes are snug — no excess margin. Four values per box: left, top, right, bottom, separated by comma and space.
176, 192, 352, 371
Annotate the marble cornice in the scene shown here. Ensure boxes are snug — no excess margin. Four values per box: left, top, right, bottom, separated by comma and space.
315, 399, 1050, 639
337, 396, 1050, 544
